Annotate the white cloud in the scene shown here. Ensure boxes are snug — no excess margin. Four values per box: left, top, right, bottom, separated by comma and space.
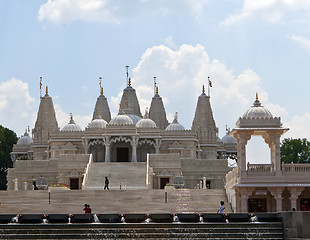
284, 112, 310, 139
38, 0, 209, 24
0, 78, 35, 136
108, 44, 284, 136
54, 104, 92, 131
288, 35, 310, 53
221, 0, 310, 26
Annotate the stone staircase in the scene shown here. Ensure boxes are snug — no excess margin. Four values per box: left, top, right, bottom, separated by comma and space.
0, 222, 284, 239
0, 189, 232, 214
84, 162, 147, 190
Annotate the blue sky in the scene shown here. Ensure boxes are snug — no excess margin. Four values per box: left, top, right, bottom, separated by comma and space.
1, 0, 310, 163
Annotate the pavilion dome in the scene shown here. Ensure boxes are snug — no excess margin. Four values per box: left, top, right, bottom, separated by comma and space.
109, 113, 134, 125
222, 133, 237, 144
62, 114, 82, 132
242, 95, 273, 119
166, 113, 185, 131
87, 114, 108, 129
17, 130, 33, 146
127, 114, 142, 124
136, 110, 157, 129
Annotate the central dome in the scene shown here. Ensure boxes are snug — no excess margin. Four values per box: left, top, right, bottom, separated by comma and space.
87, 114, 108, 129
109, 113, 134, 125
136, 110, 157, 129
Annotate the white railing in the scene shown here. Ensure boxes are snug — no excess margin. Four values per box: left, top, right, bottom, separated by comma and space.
282, 163, 310, 174
247, 163, 274, 174
82, 154, 93, 190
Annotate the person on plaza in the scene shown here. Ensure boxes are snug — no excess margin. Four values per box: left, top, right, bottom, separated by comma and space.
83, 203, 89, 214
217, 201, 225, 213
104, 177, 110, 190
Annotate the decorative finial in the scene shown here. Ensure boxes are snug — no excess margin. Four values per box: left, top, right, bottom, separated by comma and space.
144, 107, 149, 118
202, 85, 205, 94
28, 126, 30, 133
70, 113, 73, 120
40, 77, 42, 98
125, 65, 129, 86
173, 112, 178, 123
128, 77, 131, 87
119, 104, 122, 111
46, 86, 48, 95
256, 92, 258, 100
99, 76, 102, 88
156, 86, 159, 95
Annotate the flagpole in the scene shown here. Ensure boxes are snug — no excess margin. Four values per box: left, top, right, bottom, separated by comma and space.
153, 76, 157, 96
208, 76, 210, 97
125, 65, 129, 87
40, 76, 42, 98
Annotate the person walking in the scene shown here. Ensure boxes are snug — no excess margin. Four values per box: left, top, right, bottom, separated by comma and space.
217, 201, 225, 213
104, 176, 110, 190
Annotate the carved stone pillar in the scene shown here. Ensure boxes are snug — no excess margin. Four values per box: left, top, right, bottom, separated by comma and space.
14, 178, 18, 191
289, 187, 304, 211
82, 139, 89, 154
268, 187, 284, 212
131, 136, 138, 162
155, 139, 161, 154
104, 136, 111, 163
236, 133, 251, 178
240, 192, 248, 212
202, 176, 207, 189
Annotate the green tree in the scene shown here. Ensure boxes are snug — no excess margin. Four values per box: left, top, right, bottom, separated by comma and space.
0, 126, 17, 190
280, 138, 310, 164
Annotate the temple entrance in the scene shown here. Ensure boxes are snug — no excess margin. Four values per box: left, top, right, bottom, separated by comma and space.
70, 178, 79, 190
248, 199, 267, 212
117, 148, 129, 162
160, 178, 169, 189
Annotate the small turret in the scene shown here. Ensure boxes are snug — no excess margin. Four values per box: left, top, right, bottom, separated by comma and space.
149, 85, 169, 130
92, 77, 111, 122
119, 67, 142, 118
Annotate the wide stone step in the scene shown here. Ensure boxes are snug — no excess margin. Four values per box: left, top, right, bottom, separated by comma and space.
0, 223, 284, 239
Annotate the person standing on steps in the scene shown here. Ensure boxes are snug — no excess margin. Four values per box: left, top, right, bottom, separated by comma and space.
217, 201, 225, 213
104, 176, 110, 190
83, 203, 89, 214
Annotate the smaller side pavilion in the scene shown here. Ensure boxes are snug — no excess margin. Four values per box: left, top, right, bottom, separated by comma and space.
226, 94, 310, 212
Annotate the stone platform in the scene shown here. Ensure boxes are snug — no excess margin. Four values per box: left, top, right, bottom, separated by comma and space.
0, 189, 231, 214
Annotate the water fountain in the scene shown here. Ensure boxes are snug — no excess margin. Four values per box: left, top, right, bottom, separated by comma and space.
68, 214, 72, 224
93, 214, 100, 223
10, 214, 19, 224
